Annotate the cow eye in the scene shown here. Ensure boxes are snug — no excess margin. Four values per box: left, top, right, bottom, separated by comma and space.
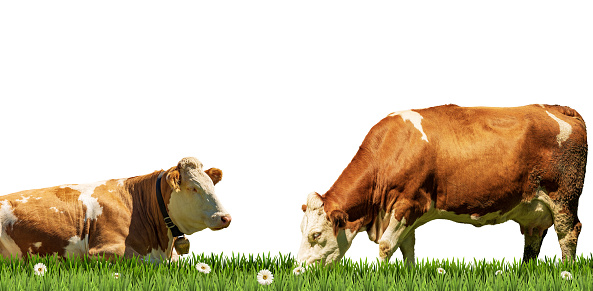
312, 232, 321, 240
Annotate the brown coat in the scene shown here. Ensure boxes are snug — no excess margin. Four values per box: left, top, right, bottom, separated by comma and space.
320, 104, 586, 261
0, 158, 227, 261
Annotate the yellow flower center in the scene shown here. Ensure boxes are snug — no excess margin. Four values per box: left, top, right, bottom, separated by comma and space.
262, 275, 268, 280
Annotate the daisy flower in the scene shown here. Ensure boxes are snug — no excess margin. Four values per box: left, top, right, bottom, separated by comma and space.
293, 266, 306, 275
195, 262, 211, 274
257, 269, 274, 285
495, 270, 503, 276
33, 263, 47, 276
561, 271, 573, 281
436, 267, 446, 275
113, 272, 120, 279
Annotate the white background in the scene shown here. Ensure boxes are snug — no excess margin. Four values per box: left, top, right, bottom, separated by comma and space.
1, 1, 591, 263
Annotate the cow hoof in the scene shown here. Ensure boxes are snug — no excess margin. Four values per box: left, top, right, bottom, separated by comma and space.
379, 240, 392, 259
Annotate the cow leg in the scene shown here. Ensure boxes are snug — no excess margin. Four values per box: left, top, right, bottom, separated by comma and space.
553, 210, 581, 262
549, 140, 586, 262
522, 228, 548, 263
378, 211, 411, 262
399, 229, 416, 267
89, 243, 126, 260
536, 191, 582, 262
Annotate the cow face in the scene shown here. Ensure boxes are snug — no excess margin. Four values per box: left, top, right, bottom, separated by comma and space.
297, 192, 358, 266
166, 157, 231, 234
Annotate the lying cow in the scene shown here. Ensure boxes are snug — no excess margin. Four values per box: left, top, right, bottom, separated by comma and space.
298, 104, 587, 266
0, 157, 231, 261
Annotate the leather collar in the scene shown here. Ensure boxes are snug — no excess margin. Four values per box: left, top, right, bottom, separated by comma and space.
156, 171, 184, 237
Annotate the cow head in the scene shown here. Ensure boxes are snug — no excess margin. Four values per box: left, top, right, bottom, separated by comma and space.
297, 192, 358, 266
165, 157, 231, 234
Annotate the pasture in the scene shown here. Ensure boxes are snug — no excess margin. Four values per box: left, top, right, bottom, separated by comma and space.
1, 253, 592, 290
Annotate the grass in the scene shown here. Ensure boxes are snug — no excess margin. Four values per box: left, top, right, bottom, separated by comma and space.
1, 253, 592, 290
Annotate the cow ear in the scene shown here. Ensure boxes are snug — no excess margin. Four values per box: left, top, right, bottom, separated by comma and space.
166, 167, 181, 192
328, 209, 348, 237
205, 168, 223, 185
302, 204, 307, 212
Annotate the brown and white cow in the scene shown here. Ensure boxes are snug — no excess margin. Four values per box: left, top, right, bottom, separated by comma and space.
298, 104, 587, 266
0, 157, 231, 262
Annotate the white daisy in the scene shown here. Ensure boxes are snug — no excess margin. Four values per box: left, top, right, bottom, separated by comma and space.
495, 270, 503, 276
561, 271, 573, 281
257, 269, 274, 285
293, 266, 306, 275
195, 262, 211, 274
113, 272, 120, 279
33, 263, 47, 276
436, 267, 446, 275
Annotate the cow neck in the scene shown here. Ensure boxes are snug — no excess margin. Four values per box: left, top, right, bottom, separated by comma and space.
124, 170, 173, 256
323, 150, 378, 227
155, 171, 184, 237
323, 121, 400, 230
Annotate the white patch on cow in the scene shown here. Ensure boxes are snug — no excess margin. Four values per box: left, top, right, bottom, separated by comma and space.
378, 212, 408, 260
0, 200, 21, 258
388, 110, 429, 142
539, 104, 546, 108
306, 192, 324, 209
297, 192, 359, 266
28, 242, 42, 254
0, 200, 18, 231
35, 197, 42, 200
169, 248, 180, 263
366, 209, 396, 243
168, 158, 230, 233
532, 187, 577, 257
417, 204, 499, 227
117, 178, 126, 187
50, 207, 59, 213
15, 195, 31, 203
64, 235, 89, 257
413, 192, 554, 236
0, 234, 21, 258
358, 193, 555, 263
546, 111, 572, 147
144, 248, 168, 263
60, 181, 105, 221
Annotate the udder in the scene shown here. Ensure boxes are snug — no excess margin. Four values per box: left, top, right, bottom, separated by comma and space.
512, 199, 554, 237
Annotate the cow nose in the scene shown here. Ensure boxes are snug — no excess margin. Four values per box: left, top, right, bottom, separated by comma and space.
221, 215, 232, 227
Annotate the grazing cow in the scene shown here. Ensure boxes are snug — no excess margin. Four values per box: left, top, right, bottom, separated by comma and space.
298, 104, 587, 266
0, 157, 231, 262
